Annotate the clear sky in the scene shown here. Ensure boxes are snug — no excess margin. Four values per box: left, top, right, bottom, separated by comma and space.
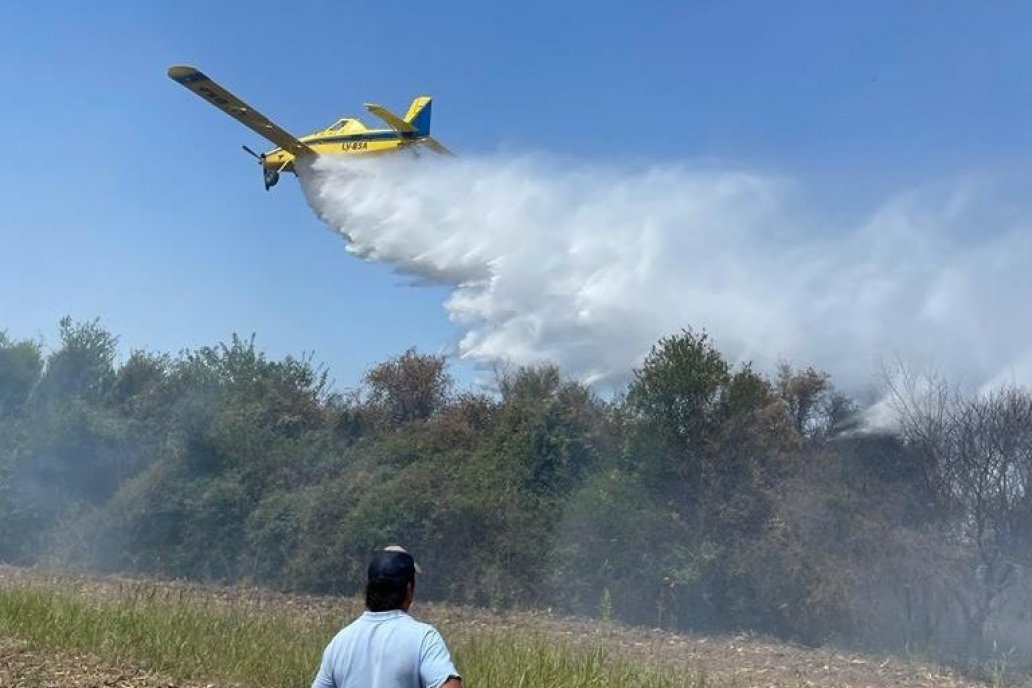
1, 2, 1029, 391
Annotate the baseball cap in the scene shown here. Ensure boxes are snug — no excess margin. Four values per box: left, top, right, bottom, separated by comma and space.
367, 545, 422, 583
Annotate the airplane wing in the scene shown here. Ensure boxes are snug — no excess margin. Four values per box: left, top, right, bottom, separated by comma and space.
364, 103, 417, 133
167, 65, 314, 157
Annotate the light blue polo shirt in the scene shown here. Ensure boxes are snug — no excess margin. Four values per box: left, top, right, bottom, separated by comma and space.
311, 610, 460, 688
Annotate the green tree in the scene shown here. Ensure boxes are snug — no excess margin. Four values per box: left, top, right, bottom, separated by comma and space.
37, 317, 118, 403
0, 332, 43, 415
617, 329, 796, 630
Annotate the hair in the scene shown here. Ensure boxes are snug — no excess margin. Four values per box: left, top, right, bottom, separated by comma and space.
365, 577, 412, 611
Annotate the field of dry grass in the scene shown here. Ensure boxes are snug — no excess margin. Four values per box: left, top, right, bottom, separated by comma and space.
0, 565, 1000, 688
0, 637, 207, 688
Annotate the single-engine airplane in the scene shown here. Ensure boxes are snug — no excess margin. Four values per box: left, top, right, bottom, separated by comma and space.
167, 64, 452, 190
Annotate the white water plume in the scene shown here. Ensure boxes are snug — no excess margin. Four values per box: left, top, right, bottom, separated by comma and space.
297, 154, 1032, 396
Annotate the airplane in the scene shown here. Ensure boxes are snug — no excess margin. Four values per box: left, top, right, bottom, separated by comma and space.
167, 64, 452, 190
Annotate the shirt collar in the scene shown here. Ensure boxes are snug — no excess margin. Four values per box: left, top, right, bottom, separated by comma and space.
361, 609, 407, 621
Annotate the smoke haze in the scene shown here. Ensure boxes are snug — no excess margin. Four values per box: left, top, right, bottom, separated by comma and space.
297, 154, 1032, 396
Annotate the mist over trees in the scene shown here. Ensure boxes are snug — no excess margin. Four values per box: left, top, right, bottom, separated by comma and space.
2, 317, 1032, 669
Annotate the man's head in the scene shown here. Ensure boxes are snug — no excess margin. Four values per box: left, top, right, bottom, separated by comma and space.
365, 545, 420, 612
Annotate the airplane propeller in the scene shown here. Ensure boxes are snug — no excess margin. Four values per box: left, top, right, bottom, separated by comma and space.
241, 145, 278, 190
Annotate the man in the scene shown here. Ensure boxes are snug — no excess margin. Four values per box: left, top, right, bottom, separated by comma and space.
311, 546, 462, 688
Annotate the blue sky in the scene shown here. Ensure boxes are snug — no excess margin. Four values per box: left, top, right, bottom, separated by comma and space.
0, 1, 1029, 391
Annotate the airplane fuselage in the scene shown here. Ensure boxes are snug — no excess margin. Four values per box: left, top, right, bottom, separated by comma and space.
262, 129, 420, 173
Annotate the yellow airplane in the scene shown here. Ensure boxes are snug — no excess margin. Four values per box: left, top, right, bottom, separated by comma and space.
167, 64, 452, 190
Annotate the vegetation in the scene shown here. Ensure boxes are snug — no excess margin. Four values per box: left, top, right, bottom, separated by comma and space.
0, 584, 316, 686
0, 582, 706, 688
2, 316, 1032, 673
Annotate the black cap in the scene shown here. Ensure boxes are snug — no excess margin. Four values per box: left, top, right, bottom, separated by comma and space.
367, 545, 421, 583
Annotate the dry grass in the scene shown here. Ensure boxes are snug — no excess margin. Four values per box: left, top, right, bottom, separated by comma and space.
0, 637, 205, 688
0, 565, 997, 688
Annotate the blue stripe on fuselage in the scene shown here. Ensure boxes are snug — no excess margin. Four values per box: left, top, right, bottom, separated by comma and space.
301, 130, 417, 145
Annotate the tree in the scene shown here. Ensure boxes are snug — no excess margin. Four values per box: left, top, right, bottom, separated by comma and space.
37, 317, 117, 403
892, 373, 1032, 654
776, 364, 857, 441
363, 348, 452, 427
626, 328, 792, 495
0, 332, 43, 415
627, 329, 731, 455
619, 329, 797, 630
494, 365, 604, 495
106, 350, 170, 415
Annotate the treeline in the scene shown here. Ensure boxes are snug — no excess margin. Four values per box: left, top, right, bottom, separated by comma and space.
2, 317, 1032, 668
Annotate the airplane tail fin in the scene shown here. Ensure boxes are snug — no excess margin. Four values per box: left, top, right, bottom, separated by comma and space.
365, 95, 452, 156
404, 96, 433, 136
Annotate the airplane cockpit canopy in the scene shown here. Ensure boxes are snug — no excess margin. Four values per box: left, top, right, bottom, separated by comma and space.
319, 117, 367, 136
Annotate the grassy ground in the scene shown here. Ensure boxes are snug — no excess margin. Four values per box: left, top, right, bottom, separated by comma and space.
0, 566, 994, 688
0, 583, 702, 688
